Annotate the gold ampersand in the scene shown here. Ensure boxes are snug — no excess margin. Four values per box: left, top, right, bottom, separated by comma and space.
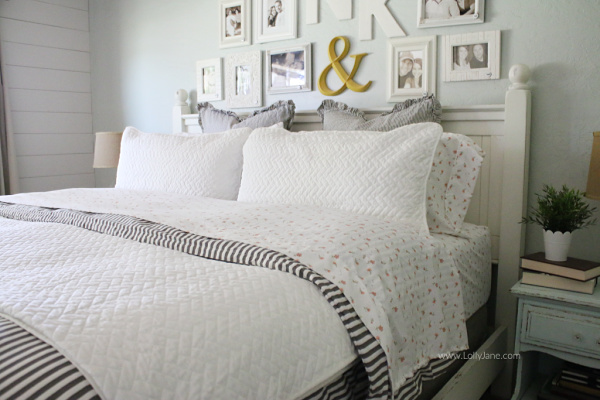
318, 36, 372, 96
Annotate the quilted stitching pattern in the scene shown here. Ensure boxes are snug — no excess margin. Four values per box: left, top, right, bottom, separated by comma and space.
116, 126, 252, 200
0, 202, 389, 399
0, 218, 357, 400
237, 123, 442, 235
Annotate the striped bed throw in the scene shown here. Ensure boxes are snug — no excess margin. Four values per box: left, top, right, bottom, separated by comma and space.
0, 316, 100, 400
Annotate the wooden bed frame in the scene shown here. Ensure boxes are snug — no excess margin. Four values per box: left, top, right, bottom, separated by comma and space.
172, 64, 532, 399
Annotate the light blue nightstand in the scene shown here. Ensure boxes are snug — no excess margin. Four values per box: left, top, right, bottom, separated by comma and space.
510, 281, 600, 399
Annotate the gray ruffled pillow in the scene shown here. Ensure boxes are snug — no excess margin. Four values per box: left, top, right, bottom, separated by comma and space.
317, 95, 441, 131
198, 100, 296, 133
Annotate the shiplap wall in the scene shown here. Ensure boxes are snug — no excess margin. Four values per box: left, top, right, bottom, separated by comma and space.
0, 0, 94, 193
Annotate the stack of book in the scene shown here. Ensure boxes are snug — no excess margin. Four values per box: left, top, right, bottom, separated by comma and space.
521, 252, 600, 294
538, 363, 600, 400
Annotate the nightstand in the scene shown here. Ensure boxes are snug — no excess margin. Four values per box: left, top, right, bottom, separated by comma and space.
510, 281, 600, 399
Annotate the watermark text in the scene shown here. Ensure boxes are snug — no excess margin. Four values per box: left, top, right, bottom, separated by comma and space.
438, 352, 520, 361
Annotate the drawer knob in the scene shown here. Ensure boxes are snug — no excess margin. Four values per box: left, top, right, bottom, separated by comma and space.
573, 333, 583, 342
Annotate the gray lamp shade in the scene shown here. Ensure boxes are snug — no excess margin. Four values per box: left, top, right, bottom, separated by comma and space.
587, 132, 600, 200
93, 131, 122, 168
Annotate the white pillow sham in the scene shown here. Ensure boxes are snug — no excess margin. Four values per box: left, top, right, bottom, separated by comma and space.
237, 123, 443, 234
116, 126, 252, 199
427, 133, 485, 235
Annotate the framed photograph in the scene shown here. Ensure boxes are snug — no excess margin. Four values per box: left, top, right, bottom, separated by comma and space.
417, 0, 484, 28
387, 36, 436, 102
196, 58, 223, 102
219, 0, 251, 48
225, 51, 262, 108
442, 30, 500, 82
255, 0, 297, 43
265, 44, 311, 94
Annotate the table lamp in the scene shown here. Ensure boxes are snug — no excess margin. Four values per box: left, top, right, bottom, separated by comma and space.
587, 132, 600, 200
93, 132, 122, 168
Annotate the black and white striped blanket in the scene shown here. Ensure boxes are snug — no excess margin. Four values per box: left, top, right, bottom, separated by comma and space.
0, 202, 389, 399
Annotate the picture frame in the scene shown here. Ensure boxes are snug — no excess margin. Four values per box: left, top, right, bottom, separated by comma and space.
196, 58, 223, 102
255, 0, 297, 43
219, 0, 251, 48
417, 0, 484, 28
265, 44, 311, 95
224, 51, 262, 108
442, 30, 500, 82
387, 36, 437, 102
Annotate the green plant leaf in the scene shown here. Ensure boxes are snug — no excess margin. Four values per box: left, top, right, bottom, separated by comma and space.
520, 184, 597, 232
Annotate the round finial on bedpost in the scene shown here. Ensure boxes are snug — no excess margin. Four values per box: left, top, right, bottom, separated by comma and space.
508, 64, 531, 90
175, 89, 188, 106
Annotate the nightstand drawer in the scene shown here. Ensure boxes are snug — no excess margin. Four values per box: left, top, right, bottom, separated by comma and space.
522, 303, 600, 359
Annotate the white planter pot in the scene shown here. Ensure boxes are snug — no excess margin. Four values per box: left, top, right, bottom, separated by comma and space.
543, 230, 572, 262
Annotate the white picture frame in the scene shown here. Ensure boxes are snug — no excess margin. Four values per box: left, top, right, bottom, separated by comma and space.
266, 44, 311, 95
442, 30, 500, 82
387, 36, 436, 102
219, 0, 251, 48
255, 0, 297, 43
196, 58, 223, 102
417, 0, 484, 28
225, 51, 262, 108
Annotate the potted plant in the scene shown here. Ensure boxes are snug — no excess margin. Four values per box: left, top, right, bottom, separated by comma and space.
521, 184, 597, 261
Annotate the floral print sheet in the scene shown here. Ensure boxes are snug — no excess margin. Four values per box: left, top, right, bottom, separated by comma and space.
432, 223, 492, 318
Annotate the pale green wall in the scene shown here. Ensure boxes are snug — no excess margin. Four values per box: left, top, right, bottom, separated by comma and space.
90, 0, 600, 261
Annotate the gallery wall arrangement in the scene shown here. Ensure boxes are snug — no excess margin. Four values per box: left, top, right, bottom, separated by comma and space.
198, 0, 492, 108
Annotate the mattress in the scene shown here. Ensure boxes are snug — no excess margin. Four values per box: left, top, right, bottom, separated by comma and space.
433, 223, 492, 318
0, 188, 475, 400
306, 226, 494, 399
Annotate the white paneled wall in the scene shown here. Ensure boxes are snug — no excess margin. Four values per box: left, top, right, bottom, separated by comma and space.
0, 0, 94, 193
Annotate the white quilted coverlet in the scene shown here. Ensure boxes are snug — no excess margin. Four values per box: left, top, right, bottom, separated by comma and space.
238, 123, 442, 235
116, 126, 252, 200
0, 189, 468, 399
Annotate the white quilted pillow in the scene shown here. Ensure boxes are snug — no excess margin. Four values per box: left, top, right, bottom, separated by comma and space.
238, 123, 443, 234
426, 133, 485, 235
116, 126, 252, 199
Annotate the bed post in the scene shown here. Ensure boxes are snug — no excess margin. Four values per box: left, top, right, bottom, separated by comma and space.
173, 89, 190, 134
493, 64, 532, 398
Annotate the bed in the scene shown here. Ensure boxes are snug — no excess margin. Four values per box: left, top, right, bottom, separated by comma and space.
0, 65, 531, 400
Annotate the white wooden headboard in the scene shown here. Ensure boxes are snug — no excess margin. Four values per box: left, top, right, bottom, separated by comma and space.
176, 104, 506, 260
173, 64, 532, 396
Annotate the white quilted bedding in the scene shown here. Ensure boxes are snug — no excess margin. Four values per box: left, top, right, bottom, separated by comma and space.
0, 188, 468, 399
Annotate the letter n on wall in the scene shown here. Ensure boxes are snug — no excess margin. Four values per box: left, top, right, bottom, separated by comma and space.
307, 0, 406, 40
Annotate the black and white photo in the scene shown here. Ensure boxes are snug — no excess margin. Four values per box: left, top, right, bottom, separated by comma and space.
266, 0, 285, 29
255, 0, 297, 43
451, 43, 488, 71
219, 0, 251, 48
418, 0, 484, 28
387, 36, 436, 102
398, 51, 424, 89
266, 44, 311, 94
224, 6, 241, 37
